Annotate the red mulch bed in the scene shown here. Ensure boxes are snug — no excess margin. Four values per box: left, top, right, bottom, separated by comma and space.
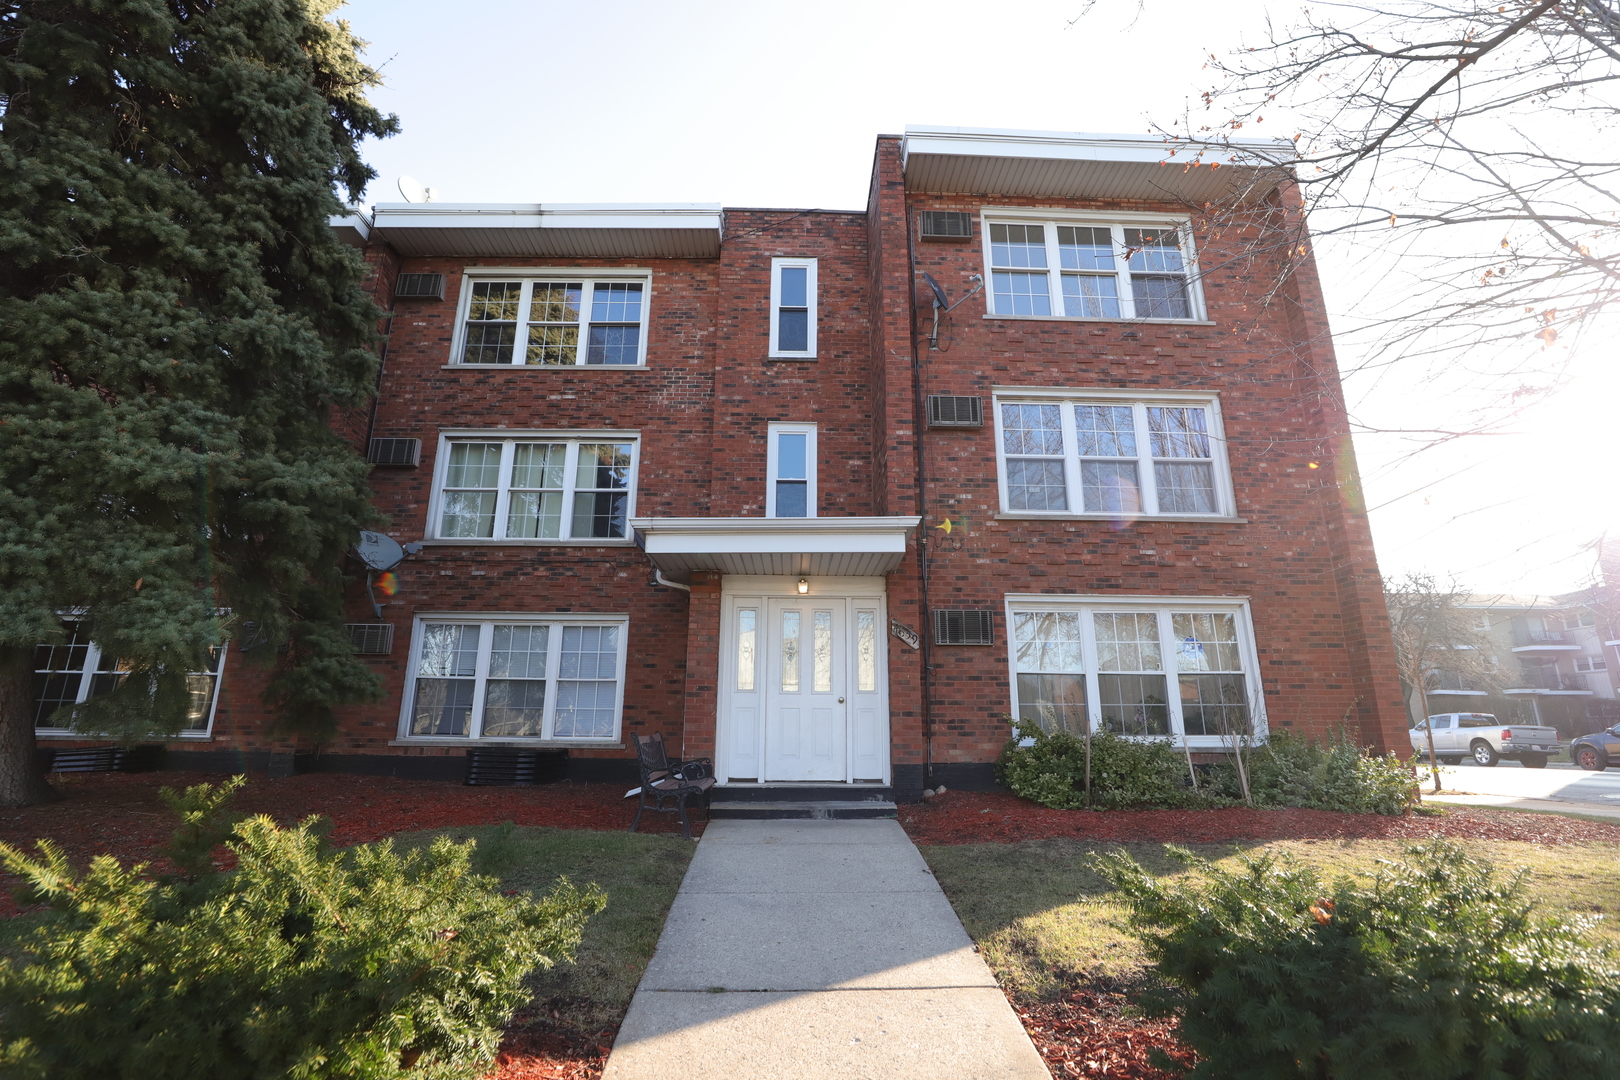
899, 789, 1620, 846
1016, 985, 1194, 1079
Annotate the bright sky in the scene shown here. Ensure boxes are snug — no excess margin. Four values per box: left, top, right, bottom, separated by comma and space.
340, 0, 1615, 597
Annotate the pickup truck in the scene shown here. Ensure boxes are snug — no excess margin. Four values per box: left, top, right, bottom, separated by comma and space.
1410, 712, 1561, 768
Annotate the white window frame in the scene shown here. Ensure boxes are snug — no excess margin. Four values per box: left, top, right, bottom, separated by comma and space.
1575, 655, 1608, 673
450, 267, 652, 368
427, 430, 639, 545
768, 257, 818, 358
32, 629, 226, 740
765, 423, 817, 518
397, 613, 629, 744
1004, 594, 1267, 750
980, 208, 1207, 323
992, 387, 1234, 520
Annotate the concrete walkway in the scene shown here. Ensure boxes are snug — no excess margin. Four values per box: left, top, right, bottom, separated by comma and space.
602, 818, 1049, 1080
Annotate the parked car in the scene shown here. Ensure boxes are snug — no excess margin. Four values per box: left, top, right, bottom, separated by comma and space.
1571, 724, 1620, 771
1410, 713, 1561, 768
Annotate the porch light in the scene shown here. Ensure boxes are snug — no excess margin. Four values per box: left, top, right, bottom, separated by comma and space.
797, 578, 809, 594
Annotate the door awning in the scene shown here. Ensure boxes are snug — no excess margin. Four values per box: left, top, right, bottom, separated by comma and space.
629, 517, 921, 580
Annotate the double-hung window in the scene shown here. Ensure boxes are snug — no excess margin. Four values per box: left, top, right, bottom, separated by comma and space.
404, 615, 627, 741
1007, 597, 1263, 745
434, 434, 637, 541
32, 622, 225, 737
769, 258, 817, 358
995, 393, 1230, 518
766, 423, 816, 517
985, 215, 1201, 321
456, 273, 650, 366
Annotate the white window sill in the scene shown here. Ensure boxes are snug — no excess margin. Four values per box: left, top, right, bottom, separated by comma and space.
389, 738, 623, 749
36, 731, 213, 741
766, 355, 817, 362
418, 538, 637, 547
441, 364, 649, 371
983, 315, 1217, 327
995, 512, 1247, 524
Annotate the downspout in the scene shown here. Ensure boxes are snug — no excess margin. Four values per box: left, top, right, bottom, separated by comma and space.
652, 568, 691, 593
903, 195, 936, 789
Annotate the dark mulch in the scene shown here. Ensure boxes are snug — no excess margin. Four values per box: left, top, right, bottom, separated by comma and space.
487, 1013, 614, 1080
899, 789, 1620, 846
1015, 983, 1194, 1080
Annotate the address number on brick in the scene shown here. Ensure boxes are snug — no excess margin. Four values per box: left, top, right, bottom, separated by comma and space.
890, 619, 921, 650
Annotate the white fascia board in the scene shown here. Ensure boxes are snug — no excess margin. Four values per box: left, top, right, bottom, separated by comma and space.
631, 516, 920, 555
902, 125, 1296, 168
328, 209, 372, 247
370, 203, 723, 231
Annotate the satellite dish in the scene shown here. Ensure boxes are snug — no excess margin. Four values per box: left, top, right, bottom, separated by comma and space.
354, 530, 405, 571
922, 272, 950, 309
397, 175, 435, 204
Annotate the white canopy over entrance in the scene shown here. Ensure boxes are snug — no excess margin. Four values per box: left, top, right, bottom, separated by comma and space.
629, 517, 920, 583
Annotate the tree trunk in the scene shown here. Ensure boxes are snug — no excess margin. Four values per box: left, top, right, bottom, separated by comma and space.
0, 645, 60, 808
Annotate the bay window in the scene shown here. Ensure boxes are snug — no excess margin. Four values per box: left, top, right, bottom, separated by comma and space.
1007, 597, 1263, 745
985, 215, 1202, 321
404, 615, 627, 742
432, 434, 637, 542
995, 392, 1230, 518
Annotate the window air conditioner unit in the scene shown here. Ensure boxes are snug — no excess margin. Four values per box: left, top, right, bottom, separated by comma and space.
367, 438, 421, 467
346, 623, 395, 655
934, 609, 995, 646
927, 395, 983, 428
395, 273, 445, 300
919, 211, 973, 240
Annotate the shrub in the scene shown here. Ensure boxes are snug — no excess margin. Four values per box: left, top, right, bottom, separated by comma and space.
1212, 729, 1416, 815
1092, 840, 1620, 1080
0, 779, 606, 1079
999, 720, 1203, 809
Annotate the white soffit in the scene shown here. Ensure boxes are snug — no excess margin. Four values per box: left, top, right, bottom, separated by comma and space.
631, 517, 921, 579
367, 203, 724, 259
902, 126, 1298, 205
328, 210, 371, 249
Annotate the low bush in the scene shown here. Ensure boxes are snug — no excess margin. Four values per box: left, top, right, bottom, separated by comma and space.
1092, 840, 1620, 1080
999, 720, 1203, 810
1212, 728, 1417, 816
0, 778, 606, 1080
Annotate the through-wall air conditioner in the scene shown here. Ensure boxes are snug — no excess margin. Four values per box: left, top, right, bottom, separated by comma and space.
919, 211, 973, 240
394, 273, 445, 300
367, 438, 421, 467
346, 623, 395, 655
934, 609, 995, 646
927, 395, 984, 428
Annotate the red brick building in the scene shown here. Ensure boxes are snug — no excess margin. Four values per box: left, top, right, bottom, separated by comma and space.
34, 127, 1409, 796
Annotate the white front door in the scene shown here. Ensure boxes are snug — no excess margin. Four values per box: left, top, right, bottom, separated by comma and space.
719, 579, 889, 785
764, 597, 846, 781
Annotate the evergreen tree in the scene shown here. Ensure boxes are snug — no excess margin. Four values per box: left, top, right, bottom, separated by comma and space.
0, 0, 399, 806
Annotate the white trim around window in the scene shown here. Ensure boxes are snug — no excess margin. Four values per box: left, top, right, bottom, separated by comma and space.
1004, 594, 1267, 749
768, 257, 818, 358
451, 267, 652, 367
980, 208, 1208, 323
32, 623, 226, 740
426, 431, 639, 544
766, 423, 817, 518
398, 613, 629, 745
992, 388, 1235, 520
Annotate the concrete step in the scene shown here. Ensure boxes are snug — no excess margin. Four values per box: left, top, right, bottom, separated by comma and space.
708, 800, 898, 820
710, 784, 893, 804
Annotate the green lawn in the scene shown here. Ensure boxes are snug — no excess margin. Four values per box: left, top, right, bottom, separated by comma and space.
386, 823, 695, 1035
921, 837, 1620, 1003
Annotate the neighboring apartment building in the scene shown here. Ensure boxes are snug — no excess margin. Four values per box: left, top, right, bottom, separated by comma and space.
33, 127, 1410, 796
1420, 593, 1620, 736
